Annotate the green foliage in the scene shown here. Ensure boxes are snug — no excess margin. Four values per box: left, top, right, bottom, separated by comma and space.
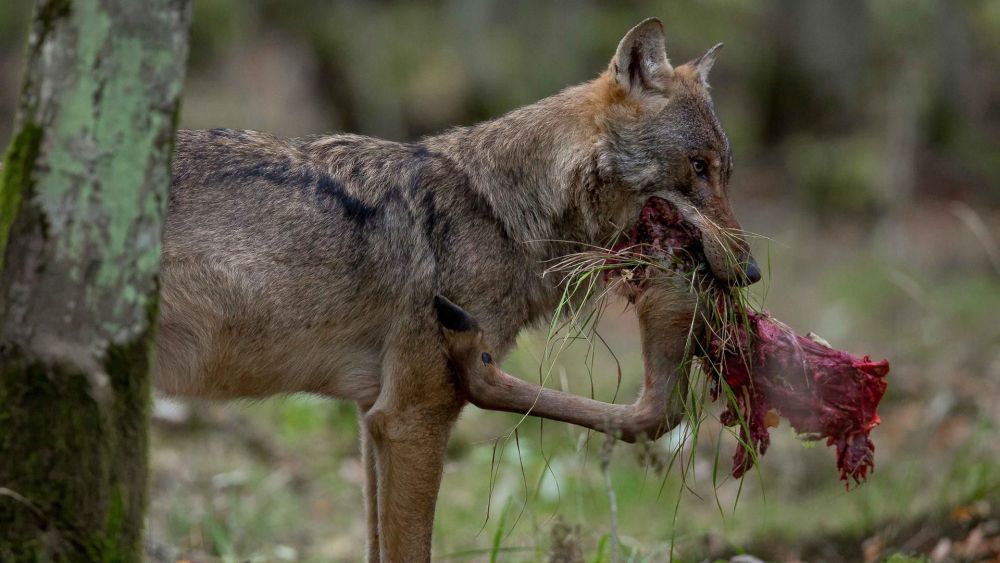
786, 135, 881, 218
489, 497, 513, 563
882, 554, 930, 563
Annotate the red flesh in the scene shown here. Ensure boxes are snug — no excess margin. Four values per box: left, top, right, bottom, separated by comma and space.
620, 197, 700, 256
619, 197, 890, 486
707, 310, 889, 485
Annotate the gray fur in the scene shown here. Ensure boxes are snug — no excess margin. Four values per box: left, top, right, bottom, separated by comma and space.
155, 19, 754, 559
156, 37, 752, 404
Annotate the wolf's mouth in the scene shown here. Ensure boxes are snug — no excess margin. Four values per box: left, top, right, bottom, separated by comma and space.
613, 196, 762, 287
611, 196, 708, 274
602, 196, 717, 298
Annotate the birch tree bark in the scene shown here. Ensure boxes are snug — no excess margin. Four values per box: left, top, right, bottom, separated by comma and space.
0, 0, 190, 559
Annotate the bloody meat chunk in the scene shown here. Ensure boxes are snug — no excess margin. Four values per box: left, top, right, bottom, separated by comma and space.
706, 309, 889, 485
613, 197, 890, 485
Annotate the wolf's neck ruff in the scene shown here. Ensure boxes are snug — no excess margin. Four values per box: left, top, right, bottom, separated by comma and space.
425, 79, 613, 266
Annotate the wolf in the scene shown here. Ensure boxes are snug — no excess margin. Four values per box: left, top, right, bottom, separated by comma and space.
156, 18, 759, 561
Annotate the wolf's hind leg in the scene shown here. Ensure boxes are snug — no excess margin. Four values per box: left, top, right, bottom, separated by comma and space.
360, 412, 381, 562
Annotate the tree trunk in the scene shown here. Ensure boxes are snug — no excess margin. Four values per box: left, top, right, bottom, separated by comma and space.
0, 0, 190, 560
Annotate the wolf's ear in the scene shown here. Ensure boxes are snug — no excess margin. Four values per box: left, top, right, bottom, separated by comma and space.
691, 43, 723, 84
610, 18, 671, 94
434, 295, 478, 333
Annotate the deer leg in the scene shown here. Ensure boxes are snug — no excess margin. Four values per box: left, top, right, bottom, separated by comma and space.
436, 276, 699, 442
460, 364, 684, 442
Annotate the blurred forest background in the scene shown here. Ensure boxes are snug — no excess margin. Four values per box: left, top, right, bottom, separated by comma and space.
2, 1, 998, 561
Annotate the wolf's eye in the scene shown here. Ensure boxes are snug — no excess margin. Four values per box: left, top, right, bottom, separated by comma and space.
691, 158, 709, 179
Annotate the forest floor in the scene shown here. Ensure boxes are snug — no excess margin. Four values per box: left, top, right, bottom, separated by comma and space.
144, 201, 999, 562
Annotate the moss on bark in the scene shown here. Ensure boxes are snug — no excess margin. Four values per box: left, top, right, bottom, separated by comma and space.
0, 354, 110, 561
0, 121, 42, 273
0, 322, 154, 562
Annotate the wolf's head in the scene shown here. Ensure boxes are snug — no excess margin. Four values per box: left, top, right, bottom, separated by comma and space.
585, 18, 759, 286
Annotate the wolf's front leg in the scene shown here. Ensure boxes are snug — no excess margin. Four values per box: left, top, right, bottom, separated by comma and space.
365, 347, 462, 562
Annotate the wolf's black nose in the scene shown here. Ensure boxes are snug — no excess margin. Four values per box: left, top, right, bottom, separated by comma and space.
743, 256, 762, 285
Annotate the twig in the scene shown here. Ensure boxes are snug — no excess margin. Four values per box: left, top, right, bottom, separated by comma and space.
600, 433, 620, 563
952, 201, 1000, 275
0, 487, 45, 522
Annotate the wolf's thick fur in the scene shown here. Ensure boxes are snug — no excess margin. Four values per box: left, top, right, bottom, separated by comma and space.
157, 18, 754, 561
